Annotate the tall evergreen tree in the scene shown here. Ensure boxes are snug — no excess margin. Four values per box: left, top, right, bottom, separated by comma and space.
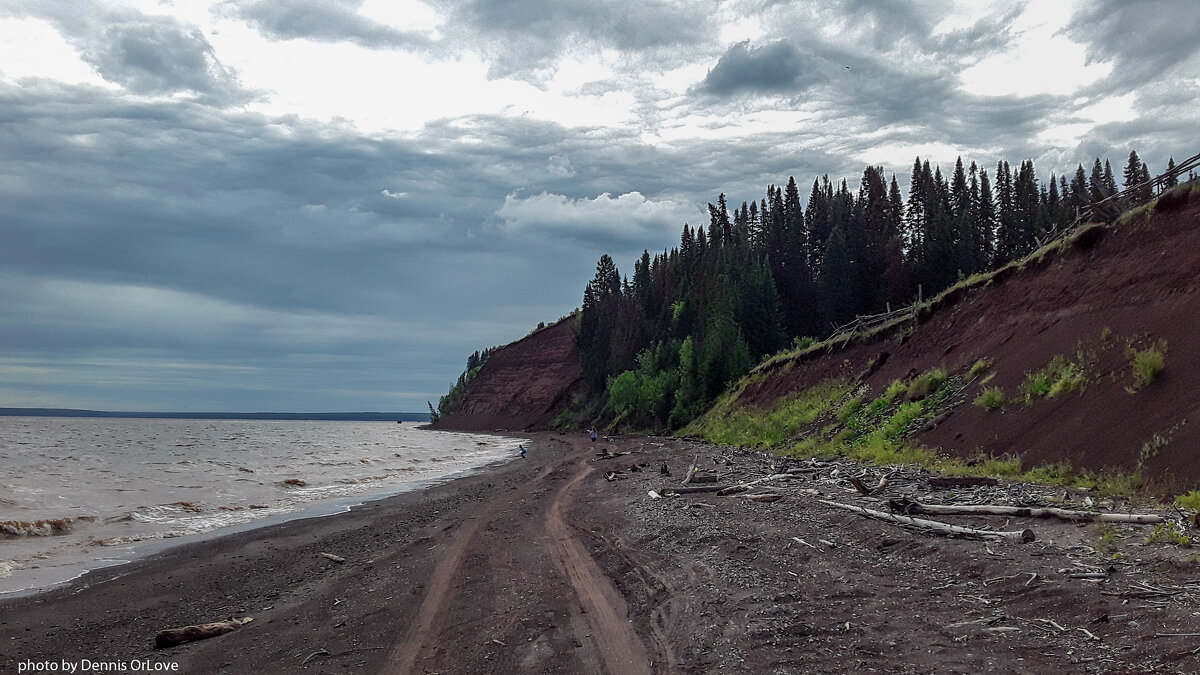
578, 254, 623, 389
994, 160, 1017, 265
1164, 157, 1179, 189
1122, 150, 1145, 205
1089, 158, 1107, 203
817, 224, 855, 327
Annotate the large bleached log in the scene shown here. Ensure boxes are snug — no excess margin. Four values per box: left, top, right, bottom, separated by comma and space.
155, 617, 253, 648
682, 454, 699, 484
662, 485, 727, 495
927, 476, 998, 488
740, 494, 783, 503
891, 499, 1164, 524
716, 473, 791, 496
818, 499, 1035, 543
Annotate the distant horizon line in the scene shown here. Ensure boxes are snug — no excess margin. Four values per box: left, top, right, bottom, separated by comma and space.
0, 407, 430, 422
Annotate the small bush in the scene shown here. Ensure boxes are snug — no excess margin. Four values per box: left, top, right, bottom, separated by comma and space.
906, 367, 947, 400
884, 379, 907, 400
973, 387, 1005, 410
1128, 340, 1166, 389
1095, 522, 1123, 555
837, 395, 864, 424
969, 358, 993, 378
1175, 491, 1200, 512
1023, 356, 1086, 402
1144, 522, 1192, 547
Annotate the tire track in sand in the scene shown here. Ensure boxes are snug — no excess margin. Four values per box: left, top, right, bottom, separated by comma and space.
545, 450, 653, 675
383, 463, 556, 674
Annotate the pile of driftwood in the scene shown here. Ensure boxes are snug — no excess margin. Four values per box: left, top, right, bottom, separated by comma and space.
645, 454, 1169, 545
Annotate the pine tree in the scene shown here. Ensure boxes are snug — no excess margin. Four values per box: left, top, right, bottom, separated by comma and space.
1164, 157, 1179, 190
994, 160, 1017, 265
950, 157, 970, 222
976, 167, 996, 268
1070, 164, 1090, 219
805, 177, 832, 267
1122, 150, 1144, 203
1089, 158, 1106, 203
578, 254, 623, 389
817, 225, 856, 327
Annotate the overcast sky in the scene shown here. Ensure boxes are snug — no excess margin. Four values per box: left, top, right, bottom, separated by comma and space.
1, 0, 1197, 413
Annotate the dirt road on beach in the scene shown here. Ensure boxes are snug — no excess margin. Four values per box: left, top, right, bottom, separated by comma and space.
3, 432, 1200, 674
382, 436, 655, 674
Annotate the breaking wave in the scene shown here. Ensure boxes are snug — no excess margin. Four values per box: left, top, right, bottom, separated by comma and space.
0, 516, 96, 537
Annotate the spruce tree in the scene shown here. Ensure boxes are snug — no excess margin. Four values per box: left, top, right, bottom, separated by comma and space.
1164, 157, 1178, 189
1123, 150, 1144, 204
817, 225, 856, 327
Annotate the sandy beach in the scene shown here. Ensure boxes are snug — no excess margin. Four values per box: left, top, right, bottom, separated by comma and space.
3, 431, 1198, 674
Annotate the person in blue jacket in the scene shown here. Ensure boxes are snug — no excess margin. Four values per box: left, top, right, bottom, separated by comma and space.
519, 445, 527, 458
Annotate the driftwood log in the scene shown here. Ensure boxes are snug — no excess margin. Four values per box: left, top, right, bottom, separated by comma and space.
682, 454, 700, 485
890, 499, 1164, 524
740, 494, 783, 503
716, 473, 791, 496
849, 473, 890, 496
662, 485, 726, 495
155, 617, 253, 649
819, 499, 1035, 543
927, 476, 998, 488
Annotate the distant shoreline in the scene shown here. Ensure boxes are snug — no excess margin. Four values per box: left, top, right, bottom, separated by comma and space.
0, 408, 430, 422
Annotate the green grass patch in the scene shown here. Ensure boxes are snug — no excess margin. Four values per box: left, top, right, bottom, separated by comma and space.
884, 379, 907, 400
1175, 491, 1200, 511
1128, 340, 1167, 390
846, 436, 939, 466
685, 378, 852, 449
1144, 522, 1192, 547
969, 358, 993, 378
1094, 521, 1124, 556
1022, 355, 1087, 402
973, 387, 1005, 410
906, 367, 947, 400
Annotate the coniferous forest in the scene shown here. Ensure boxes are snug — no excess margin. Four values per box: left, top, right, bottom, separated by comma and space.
565, 151, 1178, 431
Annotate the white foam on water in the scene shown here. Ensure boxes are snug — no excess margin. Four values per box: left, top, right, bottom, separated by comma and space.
0, 418, 526, 596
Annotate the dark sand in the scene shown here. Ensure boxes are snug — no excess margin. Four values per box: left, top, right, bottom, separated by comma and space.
3, 432, 1198, 674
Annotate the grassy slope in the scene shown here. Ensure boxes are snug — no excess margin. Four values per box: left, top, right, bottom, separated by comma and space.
684, 183, 1200, 505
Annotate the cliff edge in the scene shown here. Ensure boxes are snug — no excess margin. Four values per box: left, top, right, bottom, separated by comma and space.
432, 317, 582, 432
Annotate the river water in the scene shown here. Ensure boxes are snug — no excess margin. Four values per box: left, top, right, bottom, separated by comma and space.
0, 416, 525, 596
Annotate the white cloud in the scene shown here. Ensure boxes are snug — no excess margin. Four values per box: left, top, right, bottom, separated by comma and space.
0, 17, 109, 86
496, 191, 703, 244
958, 4, 1111, 97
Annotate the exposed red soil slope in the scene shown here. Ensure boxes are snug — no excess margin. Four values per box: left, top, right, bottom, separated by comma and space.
433, 317, 582, 432
743, 189, 1200, 491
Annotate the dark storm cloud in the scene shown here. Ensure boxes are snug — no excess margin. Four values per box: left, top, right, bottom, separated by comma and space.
222, 0, 432, 50
427, 0, 712, 78
4, 0, 1197, 412
697, 40, 829, 97
84, 20, 246, 101
2, 1, 254, 104
0, 79, 720, 409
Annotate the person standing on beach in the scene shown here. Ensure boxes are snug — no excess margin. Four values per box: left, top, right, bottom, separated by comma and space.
589, 429, 597, 443
519, 445, 527, 458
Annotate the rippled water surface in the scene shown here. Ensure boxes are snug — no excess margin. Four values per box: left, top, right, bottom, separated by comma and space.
0, 417, 524, 595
